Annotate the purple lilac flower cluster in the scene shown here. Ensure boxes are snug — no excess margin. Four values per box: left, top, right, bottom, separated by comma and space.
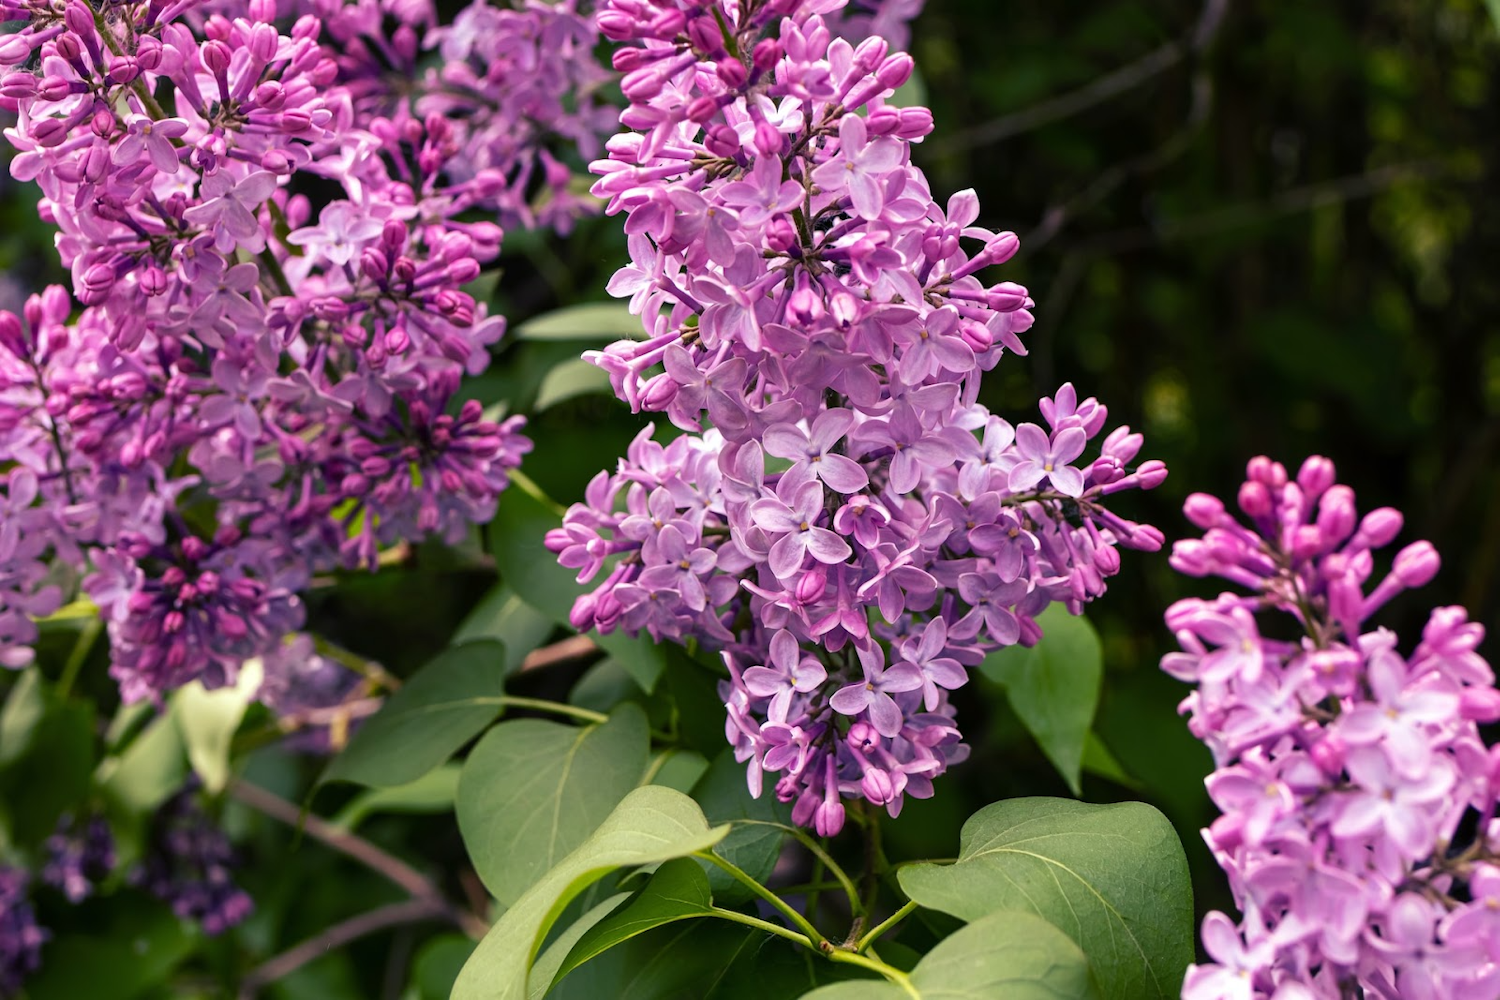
1165, 456, 1500, 999
823, 0, 924, 51
0, 0, 620, 701
136, 788, 252, 936
41, 814, 116, 903
0, 867, 46, 997
549, 0, 1166, 834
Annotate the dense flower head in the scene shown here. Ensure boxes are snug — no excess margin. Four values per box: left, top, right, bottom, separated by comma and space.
0, 0, 622, 700
553, 0, 1165, 831
0, 867, 46, 997
41, 813, 116, 903
136, 787, 253, 936
1166, 456, 1500, 999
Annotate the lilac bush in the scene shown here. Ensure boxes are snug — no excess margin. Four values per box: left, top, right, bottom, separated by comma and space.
547, 0, 1168, 832
1166, 456, 1500, 998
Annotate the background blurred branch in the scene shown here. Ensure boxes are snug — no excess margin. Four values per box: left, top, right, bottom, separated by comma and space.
932, 0, 1228, 155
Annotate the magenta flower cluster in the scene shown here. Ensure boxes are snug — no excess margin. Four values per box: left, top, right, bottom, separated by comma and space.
1166, 456, 1500, 999
548, 0, 1167, 834
0, 0, 617, 701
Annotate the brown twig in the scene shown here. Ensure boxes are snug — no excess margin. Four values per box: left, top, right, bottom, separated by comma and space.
236, 899, 447, 999
520, 633, 598, 672
230, 780, 439, 901
931, 0, 1228, 155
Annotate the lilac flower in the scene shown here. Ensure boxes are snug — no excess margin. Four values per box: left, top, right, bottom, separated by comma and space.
830, 657, 923, 738
112, 116, 189, 174
136, 787, 253, 936
742, 630, 828, 721
1007, 422, 1088, 497
286, 201, 386, 267
751, 481, 854, 580
763, 408, 869, 494
42, 814, 116, 903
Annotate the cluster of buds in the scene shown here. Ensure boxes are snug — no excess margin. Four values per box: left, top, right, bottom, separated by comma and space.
1167, 456, 1500, 999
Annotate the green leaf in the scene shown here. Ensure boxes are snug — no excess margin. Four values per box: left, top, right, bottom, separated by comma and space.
692, 749, 790, 905
1080, 733, 1141, 791
515, 302, 645, 342
1487, 0, 1500, 34
978, 606, 1102, 794
554, 858, 715, 980
414, 934, 478, 1000
25, 895, 195, 1000
547, 919, 760, 999
454, 585, 557, 675
0, 699, 94, 844
97, 711, 186, 816
649, 748, 710, 793
450, 785, 729, 1000
535, 359, 615, 410
527, 893, 633, 1000
490, 484, 667, 692
0, 669, 45, 769
801, 910, 1096, 1000
898, 798, 1192, 1000
322, 640, 507, 789
171, 657, 262, 794
458, 703, 650, 906
332, 763, 462, 829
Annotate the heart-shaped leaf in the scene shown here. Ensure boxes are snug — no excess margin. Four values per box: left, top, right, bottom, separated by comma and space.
979, 606, 1102, 794
898, 797, 1191, 1000
322, 640, 507, 789
458, 703, 649, 906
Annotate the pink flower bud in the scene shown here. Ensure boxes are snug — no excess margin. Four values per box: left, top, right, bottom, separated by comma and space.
715, 57, 747, 89
1355, 507, 1403, 548
249, 0, 276, 22
201, 39, 232, 75
752, 38, 782, 73
1462, 688, 1500, 722
1237, 479, 1272, 519
1393, 541, 1440, 587
986, 281, 1029, 312
54, 34, 82, 62
876, 53, 914, 91
63, 2, 95, 41
0, 312, 26, 358
249, 23, 278, 61
0, 35, 33, 66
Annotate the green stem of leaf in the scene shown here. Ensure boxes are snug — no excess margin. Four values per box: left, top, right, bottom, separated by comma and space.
825, 949, 919, 996
311, 634, 403, 690
493, 696, 609, 725
733, 820, 860, 914
706, 906, 813, 947
56, 617, 102, 701
695, 850, 828, 947
856, 900, 919, 953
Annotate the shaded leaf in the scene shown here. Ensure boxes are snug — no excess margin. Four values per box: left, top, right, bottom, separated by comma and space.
979, 606, 1102, 794
535, 359, 615, 410
527, 893, 632, 1000
555, 858, 715, 980
898, 797, 1192, 1000
415, 934, 478, 1000
453, 585, 556, 675
450, 785, 729, 1000
515, 302, 645, 342
691, 749, 790, 905
650, 749, 710, 793
490, 484, 666, 691
26, 893, 194, 1000
322, 640, 506, 789
332, 763, 462, 829
458, 703, 649, 906
0, 669, 45, 769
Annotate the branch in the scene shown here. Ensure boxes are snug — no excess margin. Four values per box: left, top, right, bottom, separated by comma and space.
229, 780, 439, 902
520, 634, 598, 672
1073, 160, 1448, 257
236, 898, 447, 999
931, 0, 1228, 155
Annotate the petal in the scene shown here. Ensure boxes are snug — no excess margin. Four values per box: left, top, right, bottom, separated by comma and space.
805, 528, 852, 565
829, 683, 871, 716
868, 692, 904, 738
818, 453, 869, 494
